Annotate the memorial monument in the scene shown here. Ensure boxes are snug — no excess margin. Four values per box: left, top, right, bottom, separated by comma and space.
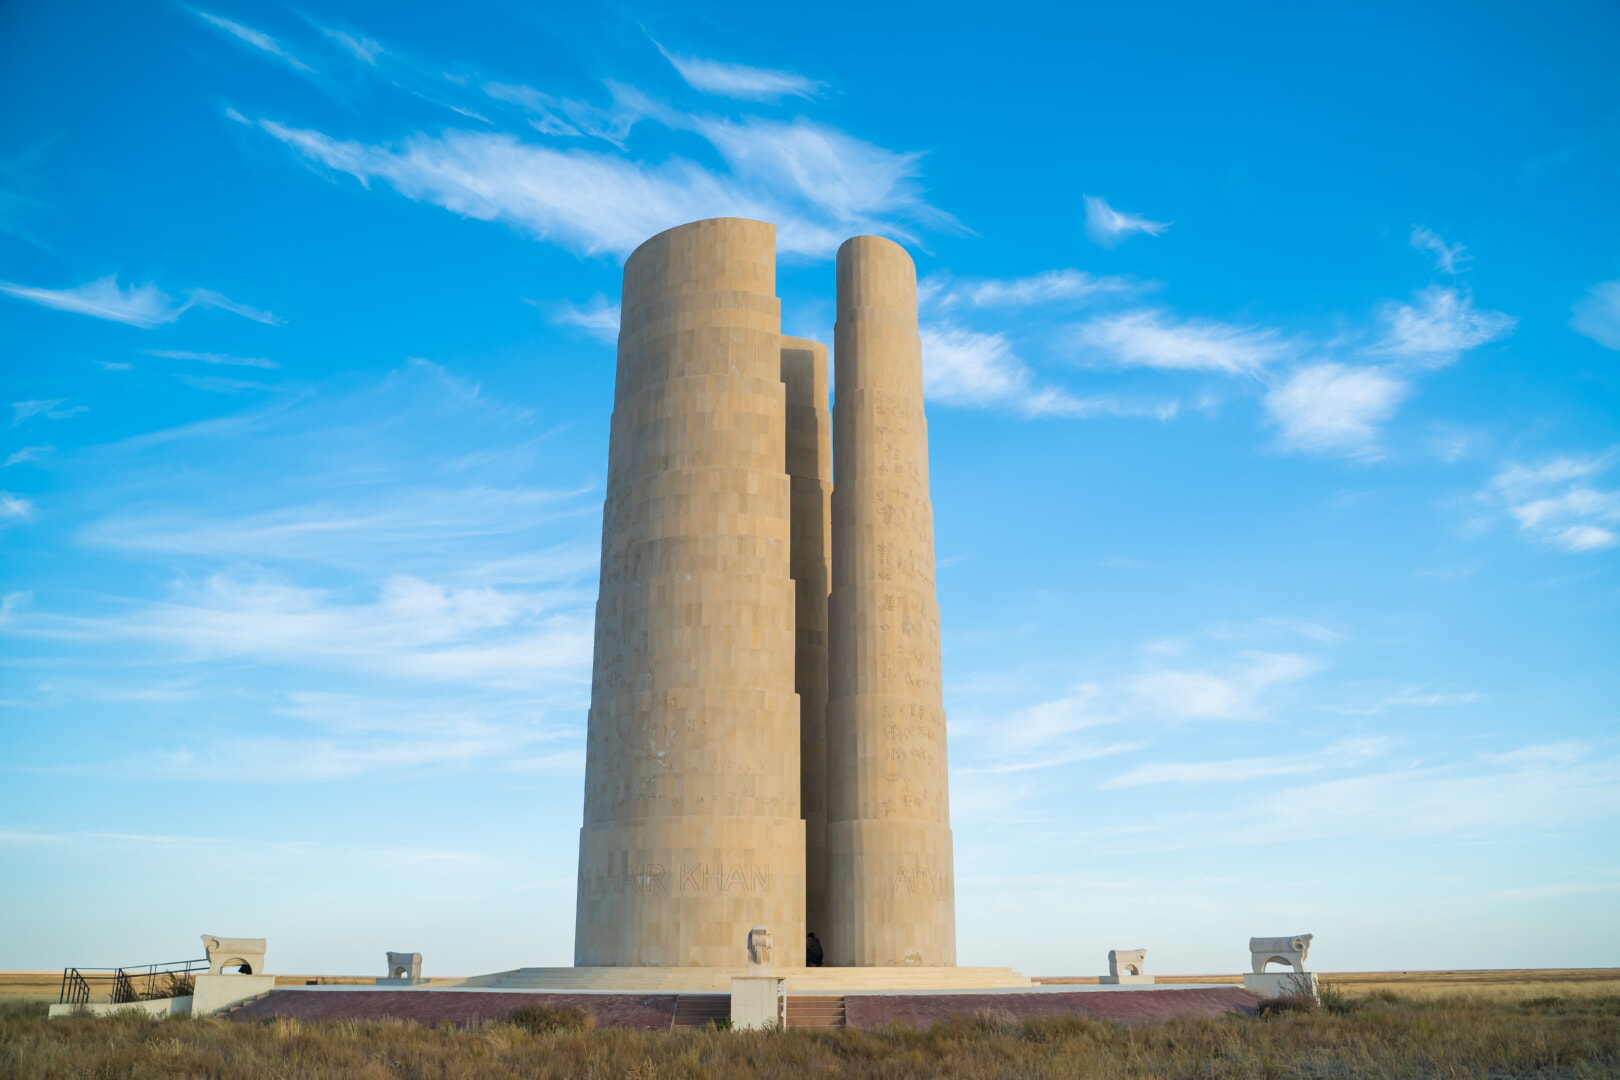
574, 218, 956, 969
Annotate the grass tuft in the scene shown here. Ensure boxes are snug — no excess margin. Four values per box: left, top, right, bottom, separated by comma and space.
503, 1003, 596, 1034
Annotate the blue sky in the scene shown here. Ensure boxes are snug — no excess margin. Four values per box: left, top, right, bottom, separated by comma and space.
2, 0, 1618, 977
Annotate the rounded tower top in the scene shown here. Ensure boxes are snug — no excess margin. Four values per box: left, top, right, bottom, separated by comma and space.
623, 217, 776, 306
835, 235, 916, 314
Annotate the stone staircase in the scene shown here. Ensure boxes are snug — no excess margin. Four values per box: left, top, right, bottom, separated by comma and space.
669, 994, 731, 1030
219, 990, 275, 1017
786, 995, 846, 1028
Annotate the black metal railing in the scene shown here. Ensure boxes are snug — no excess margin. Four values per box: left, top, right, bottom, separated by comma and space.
58, 959, 211, 1006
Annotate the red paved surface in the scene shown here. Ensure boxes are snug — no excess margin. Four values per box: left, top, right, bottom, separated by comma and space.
227, 986, 1259, 1032
845, 987, 1261, 1029
228, 991, 678, 1031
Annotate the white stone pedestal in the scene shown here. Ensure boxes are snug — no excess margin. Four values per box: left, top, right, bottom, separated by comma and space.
730, 976, 786, 1030
192, 973, 277, 1016
1243, 971, 1319, 999
1099, 974, 1155, 985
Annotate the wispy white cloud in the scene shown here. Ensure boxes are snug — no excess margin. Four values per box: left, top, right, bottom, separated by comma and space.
98, 361, 133, 371
0, 275, 279, 328
482, 82, 639, 147
311, 22, 383, 66
0, 590, 31, 623
654, 43, 823, 101
1076, 308, 1281, 374
1571, 279, 1620, 350
1126, 651, 1320, 721
544, 295, 619, 342
921, 324, 1175, 420
189, 7, 314, 73
1101, 743, 1620, 850
256, 114, 939, 258
1486, 454, 1620, 552
0, 492, 36, 524
142, 348, 280, 370
241, 31, 948, 256
1102, 736, 1393, 788
962, 740, 1149, 775
1083, 194, 1170, 247
1496, 880, 1620, 902
119, 689, 582, 783
0, 146, 50, 251
956, 629, 1328, 777
185, 288, 280, 325
1381, 688, 1487, 708
2, 277, 172, 326
1264, 363, 1409, 457
1485, 741, 1588, 766
686, 114, 954, 236
173, 374, 285, 395
1376, 286, 1514, 363
4, 445, 51, 467
1410, 226, 1470, 274
81, 488, 596, 568
20, 571, 592, 690
13, 399, 88, 424
0, 360, 602, 799
922, 269, 1142, 310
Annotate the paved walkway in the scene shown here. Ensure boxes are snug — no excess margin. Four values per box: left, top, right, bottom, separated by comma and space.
228, 986, 1261, 1030
229, 991, 678, 1030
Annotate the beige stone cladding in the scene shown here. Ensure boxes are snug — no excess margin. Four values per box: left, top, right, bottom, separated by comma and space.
575, 218, 806, 967
824, 235, 957, 967
781, 336, 832, 943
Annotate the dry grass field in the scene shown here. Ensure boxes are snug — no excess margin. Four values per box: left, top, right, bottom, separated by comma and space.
2, 969, 1618, 1078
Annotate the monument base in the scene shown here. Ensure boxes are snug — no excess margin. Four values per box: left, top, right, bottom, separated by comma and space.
193, 973, 278, 1016
1099, 974, 1155, 985
49, 996, 193, 1019
459, 966, 1033, 993
1243, 972, 1319, 999
731, 976, 786, 1030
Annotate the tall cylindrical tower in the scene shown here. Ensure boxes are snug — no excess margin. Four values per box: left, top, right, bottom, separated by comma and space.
781, 336, 832, 943
575, 218, 805, 968
824, 235, 957, 967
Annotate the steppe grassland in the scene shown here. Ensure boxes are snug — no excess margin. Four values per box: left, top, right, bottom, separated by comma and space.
2, 974, 1618, 1079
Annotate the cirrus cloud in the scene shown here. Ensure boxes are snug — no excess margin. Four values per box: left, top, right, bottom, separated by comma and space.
1264, 363, 1409, 457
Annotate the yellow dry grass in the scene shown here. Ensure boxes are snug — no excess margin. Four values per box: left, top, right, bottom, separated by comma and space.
2, 970, 1618, 1078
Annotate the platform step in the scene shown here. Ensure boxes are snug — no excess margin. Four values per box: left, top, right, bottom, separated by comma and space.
474, 966, 1031, 993
220, 991, 274, 1016
670, 994, 731, 1031
786, 995, 845, 1028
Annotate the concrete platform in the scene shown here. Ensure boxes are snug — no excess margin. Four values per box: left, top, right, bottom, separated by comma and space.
455, 966, 1033, 993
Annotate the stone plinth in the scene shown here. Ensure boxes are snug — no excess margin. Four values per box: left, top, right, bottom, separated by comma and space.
192, 973, 277, 1016
730, 976, 786, 1030
825, 236, 957, 967
574, 217, 805, 967
1244, 971, 1320, 999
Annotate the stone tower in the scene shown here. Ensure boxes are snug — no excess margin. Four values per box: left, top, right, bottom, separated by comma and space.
574, 218, 806, 967
824, 236, 957, 967
781, 336, 832, 941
